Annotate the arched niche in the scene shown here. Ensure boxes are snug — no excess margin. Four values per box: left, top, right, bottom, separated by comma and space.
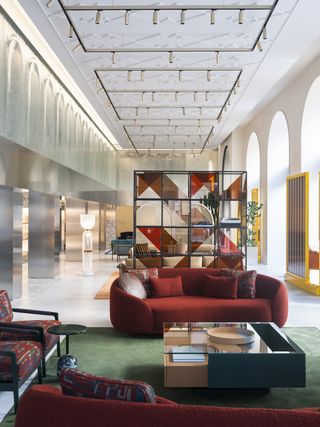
301, 76, 320, 250
27, 62, 42, 149
246, 132, 261, 200
56, 93, 66, 148
267, 111, 289, 272
43, 79, 55, 152
6, 39, 25, 143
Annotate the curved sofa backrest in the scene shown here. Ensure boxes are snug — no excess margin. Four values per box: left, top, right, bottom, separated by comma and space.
16, 386, 320, 427
158, 268, 220, 296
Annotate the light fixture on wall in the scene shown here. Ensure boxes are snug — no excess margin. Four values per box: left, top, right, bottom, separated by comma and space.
238, 9, 244, 24
125, 10, 130, 25
153, 9, 158, 24
263, 26, 267, 40
46, 0, 56, 7
95, 10, 101, 24
80, 214, 95, 276
256, 41, 263, 52
72, 43, 82, 52
210, 10, 216, 24
180, 9, 186, 24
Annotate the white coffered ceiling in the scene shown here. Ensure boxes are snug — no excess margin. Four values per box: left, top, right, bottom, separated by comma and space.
15, 0, 320, 153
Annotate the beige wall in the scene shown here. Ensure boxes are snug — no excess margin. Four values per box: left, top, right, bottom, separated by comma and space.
116, 206, 133, 237
219, 53, 320, 263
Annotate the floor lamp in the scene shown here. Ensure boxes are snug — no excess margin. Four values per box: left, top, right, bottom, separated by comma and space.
80, 213, 95, 276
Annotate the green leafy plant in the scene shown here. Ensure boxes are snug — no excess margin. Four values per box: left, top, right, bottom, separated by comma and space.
200, 192, 220, 225
247, 201, 263, 247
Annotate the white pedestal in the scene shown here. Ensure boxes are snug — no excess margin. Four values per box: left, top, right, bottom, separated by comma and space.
82, 230, 94, 276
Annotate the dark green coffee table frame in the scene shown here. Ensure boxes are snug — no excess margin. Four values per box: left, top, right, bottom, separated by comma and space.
208, 323, 305, 389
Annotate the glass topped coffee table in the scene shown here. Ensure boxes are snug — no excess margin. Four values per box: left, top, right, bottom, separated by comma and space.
163, 322, 305, 389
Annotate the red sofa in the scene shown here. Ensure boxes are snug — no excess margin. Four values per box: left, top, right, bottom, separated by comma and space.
110, 268, 288, 334
15, 385, 320, 427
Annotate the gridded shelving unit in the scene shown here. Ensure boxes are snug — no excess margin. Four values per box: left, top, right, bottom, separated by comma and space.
133, 171, 247, 269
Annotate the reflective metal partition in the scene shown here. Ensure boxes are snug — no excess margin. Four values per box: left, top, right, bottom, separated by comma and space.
29, 191, 56, 278
88, 201, 100, 254
66, 198, 86, 261
0, 186, 22, 299
99, 204, 106, 251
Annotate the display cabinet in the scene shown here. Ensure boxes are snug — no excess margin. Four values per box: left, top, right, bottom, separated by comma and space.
133, 171, 247, 270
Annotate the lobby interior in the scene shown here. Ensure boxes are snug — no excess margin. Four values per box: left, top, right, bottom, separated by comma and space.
1, 0, 320, 425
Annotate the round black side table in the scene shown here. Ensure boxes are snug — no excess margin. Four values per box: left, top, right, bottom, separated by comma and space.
48, 324, 88, 375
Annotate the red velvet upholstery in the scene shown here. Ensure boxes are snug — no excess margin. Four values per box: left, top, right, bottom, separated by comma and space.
203, 275, 237, 299
150, 276, 184, 298
15, 385, 320, 427
110, 269, 288, 334
147, 296, 272, 333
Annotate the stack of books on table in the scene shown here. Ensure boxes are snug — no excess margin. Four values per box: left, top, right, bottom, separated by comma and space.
171, 346, 206, 362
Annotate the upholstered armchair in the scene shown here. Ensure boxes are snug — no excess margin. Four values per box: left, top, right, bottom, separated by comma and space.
0, 290, 61, 377
0, 323, 43, 412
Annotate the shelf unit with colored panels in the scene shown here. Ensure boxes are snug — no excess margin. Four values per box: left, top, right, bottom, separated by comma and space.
133, 170, 247, 269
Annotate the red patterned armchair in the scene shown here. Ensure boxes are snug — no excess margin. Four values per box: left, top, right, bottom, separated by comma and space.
0, 323, 43, 412
0, 290, 61, 377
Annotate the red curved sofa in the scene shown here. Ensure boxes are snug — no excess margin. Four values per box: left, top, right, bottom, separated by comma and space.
110, 268, 288, 334
15, 385, 320, 427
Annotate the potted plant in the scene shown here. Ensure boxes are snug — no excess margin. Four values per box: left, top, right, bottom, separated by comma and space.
246, 201, 263, 265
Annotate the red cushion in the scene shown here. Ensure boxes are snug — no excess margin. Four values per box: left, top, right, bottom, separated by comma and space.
221, 269, 257, 298
203, 275, 237, 299
150, 276, 184, 298
0, 290, 13, 322
146, 296, 272, 332
0, 340, 42, 381
60, 368, 156, 403
158, 268, 221, 295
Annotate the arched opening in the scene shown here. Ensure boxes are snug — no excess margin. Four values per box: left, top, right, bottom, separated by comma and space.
301, 76, 320, 255
267, 111, 289, 273
43, 80, 55, 153
246, 133, 260, 201
6, 40, 25, 143
27, 63, 42, 149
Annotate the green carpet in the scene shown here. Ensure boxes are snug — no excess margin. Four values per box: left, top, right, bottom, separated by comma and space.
2, 327, 320, 425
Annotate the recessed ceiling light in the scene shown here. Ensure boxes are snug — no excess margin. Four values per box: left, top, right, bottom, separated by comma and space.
95, 10, 101, 25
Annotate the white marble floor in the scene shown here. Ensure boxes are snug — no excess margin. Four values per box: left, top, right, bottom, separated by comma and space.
1, 256, 320, 421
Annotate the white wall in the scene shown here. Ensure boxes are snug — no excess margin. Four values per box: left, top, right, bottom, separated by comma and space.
218, 52, 320, 264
